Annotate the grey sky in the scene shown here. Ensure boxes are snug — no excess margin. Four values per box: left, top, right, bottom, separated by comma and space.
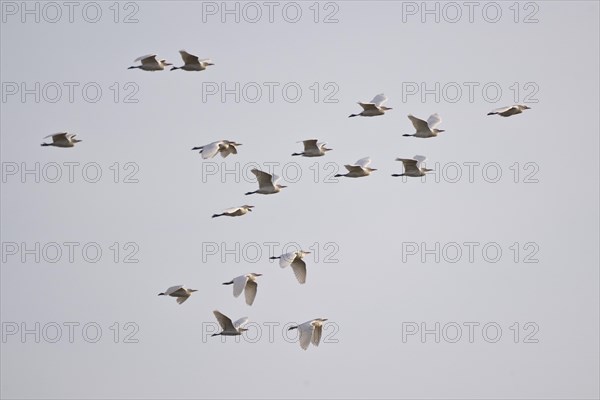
1, 1, 599, 399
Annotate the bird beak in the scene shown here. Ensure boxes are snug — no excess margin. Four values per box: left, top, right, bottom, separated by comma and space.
190, 289, 198, 292
322, 319, 328, 322
304, 251, 312, 254
255, 273, 263, 276
438, 130, 445, 133
280, 185, 288, 188
324, 148, 333, 152
425, 168, 435, 172
525, 106, 532, 109
371, 168, 378, 171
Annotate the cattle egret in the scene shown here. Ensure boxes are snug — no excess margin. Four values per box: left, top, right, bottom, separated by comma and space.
270, 251, 310, 284
349, 93, 392, 117
335, 157, 377, 178
128, 55, 172, 71
212, 205, 254, 218
41, 133, 82, 148
392, 155, 434, 177
288, 318, 328, 350
245, 169, 287, 195
171, 50, 214, 71
211, 310, 249, 336
158, 285, 197, 304
487, 105, 531, 117
192, 140, 241, 159
292, 139, 333, 157
403, 114, 445, 138
222, 273, 262, 306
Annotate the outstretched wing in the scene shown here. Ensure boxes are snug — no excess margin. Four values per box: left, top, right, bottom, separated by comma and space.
302, 139, 319, 152
298, 322, 315, 350
279, 252, 297, 268
427, 113, 442, 130
290, 258, 307, 284
370, 93, 387, 106
251, 169, 276, 191
413, 155, 427, 169
396, 158, 420, 174
200, 141, 221, 159
232, 275, 248, 298
408, 115, 430, 132
233, 317, 249, 329
135, 54, 159, 66
312, 322, 323, 347
213, 310, 236, 331
179, 50, 200, 65
163, 285, 184, 296
244, 280, 258, 306
354, 157, 371, 168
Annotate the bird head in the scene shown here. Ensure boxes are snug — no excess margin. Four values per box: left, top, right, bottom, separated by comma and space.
522, 105, 531, 110
189, 289, 198, 293
251, 273, 263, 277
278, 185, 288, 189
161, 60, 173, 66
367, 168, 378, 172
73, 138, 83, 143
239, 327, 249, 332
243, 205, 254, 211
381, 106, 393, 111
423, 168, 435, 172
433, 129, 445, 134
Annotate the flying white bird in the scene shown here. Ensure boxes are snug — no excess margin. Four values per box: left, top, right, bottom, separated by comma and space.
158, 285, 197, 304
192, 140, 241, 159
211, 310, 249, 337
41, 133, 82, 148
222, 273, 262, 306
335, 157, 377, 178
487, 104, 531, 117
128, 55, 172, 71
403, 114, 445, 138
349, 93, 392, 117
212, 205, 254, 218
392, 155, 434, 177
288, 318, 328, 350
292, 139, 333, 157
245, 169, 287, 195
270, 251, 311, 284
171, 50, 214, 71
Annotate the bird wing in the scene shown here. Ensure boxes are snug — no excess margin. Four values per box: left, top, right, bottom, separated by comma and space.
244, 280, 258, 306
302, 139, 319, 152
179, 50, 200, 65
408, 115, 430, 132
176, 295, 190, 304
220, 144, 238, 158
489, 105, 514, 114
311, 322, 323, 347
136, 54, 159, 66
290, 258, 307, 284
427, 113, 442, 130
200, 141, 221, 159
344, 164, 364, 173
396, 158, 420, 174
233, 317, 249, 329
298, 322, 315, 350
213, 310, 236, 331
279, 252, 297, 268
44, 132, 68, 141
163, 285, 184, 295
232, 275, 248, 298
221, 206, 241, 215
370, 93, 387, 106
358, 102, 379, 111
251, 169, 276, 191
354, 157, 372, 168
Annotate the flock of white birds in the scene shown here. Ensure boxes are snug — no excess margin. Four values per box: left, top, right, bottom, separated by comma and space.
39, 49, 532, 350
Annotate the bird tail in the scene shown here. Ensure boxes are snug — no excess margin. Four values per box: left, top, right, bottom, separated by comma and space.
191, 147, 202, 151
391, 174, 404, 177
334, 174, 344, 177
402, 134, 413, 137
170, 66, 179, 71
127, 66, 138, 70
245, 191, 256, 196
212, 214, 223, 218
222, 281, 233, 285
40, 143, 50, 146
291, 153, 302, 156
348, 114, 358, 118
487, 112, 496, 116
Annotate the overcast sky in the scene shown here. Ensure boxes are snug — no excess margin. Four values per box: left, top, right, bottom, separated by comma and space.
1, 1, 599, 399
